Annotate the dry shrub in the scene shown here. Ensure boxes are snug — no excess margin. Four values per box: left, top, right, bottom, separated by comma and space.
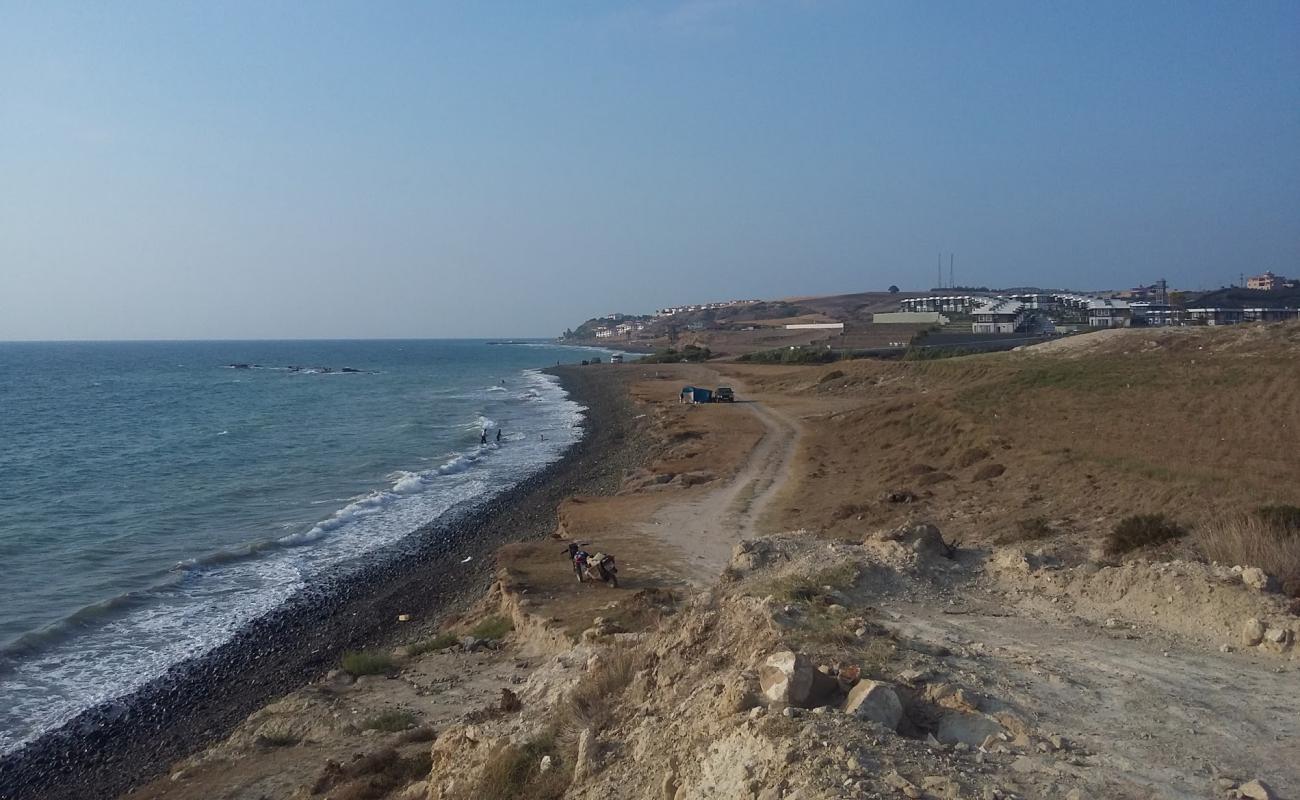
996, 517, 1053, 544
971, 463, 1006, 481
476, 731, 568, 800
833, 503, 865, 520
561, 646, 641, 734
1194, 514, 1300, 596
315, 748, 431, 800
818, 369, 845, 384
956, 447, 990, 468
1105, 513, 1186, 555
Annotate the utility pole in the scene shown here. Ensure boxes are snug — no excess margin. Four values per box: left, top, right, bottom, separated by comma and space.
949, 254, 954, 290
938, 253, 943, 290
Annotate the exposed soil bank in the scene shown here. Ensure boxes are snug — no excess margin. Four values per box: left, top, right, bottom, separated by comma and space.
0, 366, 648, 800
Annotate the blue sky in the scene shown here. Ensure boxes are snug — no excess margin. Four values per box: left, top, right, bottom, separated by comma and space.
2, 1, 1298, 339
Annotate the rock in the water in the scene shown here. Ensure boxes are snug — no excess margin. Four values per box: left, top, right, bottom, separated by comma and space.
759, 651, 816, 706
1238, 778, 1279, 800
1242, 618, 1266, 647
841, 680, 903, 730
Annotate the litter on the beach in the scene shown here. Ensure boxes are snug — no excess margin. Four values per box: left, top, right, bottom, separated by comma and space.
461, 556, 473, 563
397, 614, 411, 622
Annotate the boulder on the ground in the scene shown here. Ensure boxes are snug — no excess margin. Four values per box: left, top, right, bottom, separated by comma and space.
936, 712, 1004, 746
1242, 618, 1266, 647
876, 523, 953, 560
1240, 567, 1277, 592
729, 539, 776, 573
759, 651, 815, 706
1238, 778, 1279, 800
842, 680, 903, 730
1261, 627, 1293, 653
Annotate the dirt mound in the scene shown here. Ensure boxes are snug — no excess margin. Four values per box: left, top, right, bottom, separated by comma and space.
988, 549, 1300, 655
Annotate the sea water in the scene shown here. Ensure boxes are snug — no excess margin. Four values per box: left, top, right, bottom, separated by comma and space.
0, 339, 614, 754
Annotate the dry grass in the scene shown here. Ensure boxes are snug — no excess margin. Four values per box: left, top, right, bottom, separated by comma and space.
764, 563, 859, 603
730, 324, 1300, 551
1193, 514, 1300, 596
406, 631, 459, 656
561, 645, 641, 734
475, 731, 569, 800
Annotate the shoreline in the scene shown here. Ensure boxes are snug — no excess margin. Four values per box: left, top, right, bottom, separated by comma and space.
0, 365, 648, 800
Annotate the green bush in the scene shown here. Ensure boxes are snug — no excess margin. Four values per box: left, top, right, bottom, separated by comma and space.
1104, 514, 1187, 555
362, 710, 417, 732
470, 615, 514, 640
341, 649, 396, 676
639, 344, 712, 364
739, 346, 838, 365
902, 346, 982, 361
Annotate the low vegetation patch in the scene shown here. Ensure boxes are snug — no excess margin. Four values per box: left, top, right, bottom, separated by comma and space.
902, 345, 982, 361
766, 563, 859, 603
406, 631, 459, 656
1104, 513, 1187, 556
738, 346, 838, 364
341, 649, 397, 677
639, 344, 712, 363
996, 517, 1053, 544
361, 710, 417, 732
1194, 513, 1300, 597
256, 731, 300, 747
470, 615, 514, 640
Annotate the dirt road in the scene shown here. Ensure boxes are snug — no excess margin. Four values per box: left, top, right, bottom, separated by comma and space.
882, 589, 1299, 798
634, 393, 800, 587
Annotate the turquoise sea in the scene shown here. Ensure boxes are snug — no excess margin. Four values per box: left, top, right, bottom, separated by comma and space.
0, 339, 614, 753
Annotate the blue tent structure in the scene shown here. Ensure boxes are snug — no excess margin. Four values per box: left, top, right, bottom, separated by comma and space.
680, 386, 713, 404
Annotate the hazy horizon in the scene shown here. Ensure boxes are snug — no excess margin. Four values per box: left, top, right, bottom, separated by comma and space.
3, 1, 1298, 340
